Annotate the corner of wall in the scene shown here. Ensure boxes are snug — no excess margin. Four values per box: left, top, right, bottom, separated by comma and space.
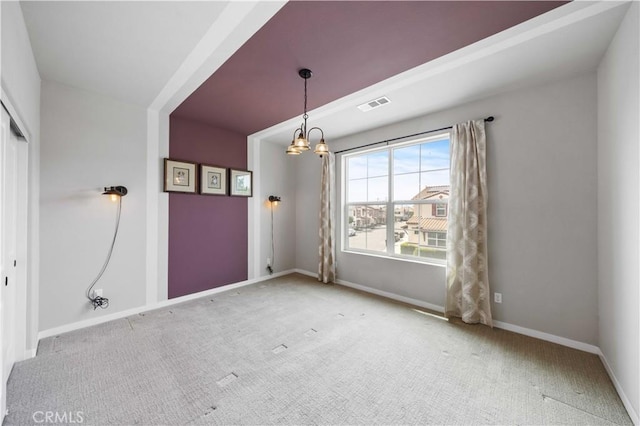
256, 140, 298, 278
596, 1, 640, 419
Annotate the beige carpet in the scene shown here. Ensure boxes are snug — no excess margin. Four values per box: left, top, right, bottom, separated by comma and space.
5, 273, 632, 425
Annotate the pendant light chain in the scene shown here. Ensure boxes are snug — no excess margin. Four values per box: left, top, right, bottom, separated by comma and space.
303, 76, 308, 133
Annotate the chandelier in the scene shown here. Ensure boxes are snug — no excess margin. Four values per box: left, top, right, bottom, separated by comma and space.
286, 68, 329, 157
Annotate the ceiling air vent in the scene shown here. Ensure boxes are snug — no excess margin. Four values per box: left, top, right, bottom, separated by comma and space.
357, 96, 391, 112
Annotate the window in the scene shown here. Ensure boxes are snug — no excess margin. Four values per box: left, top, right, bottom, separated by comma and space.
427, 232, 447, 248
343, 134, 450, 263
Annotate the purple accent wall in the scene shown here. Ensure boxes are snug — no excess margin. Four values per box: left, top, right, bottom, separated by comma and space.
168, 116, 247, 299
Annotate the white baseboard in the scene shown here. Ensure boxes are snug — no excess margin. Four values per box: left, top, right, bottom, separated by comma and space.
36, 271, 297, 343
263, 269, 299, 279
293, 268, 317, 279
319, 271, 600, 354
38, 305, 159, 342
334, 276, 446, 314
492, 320, 600, 354
598, 349, 639, 425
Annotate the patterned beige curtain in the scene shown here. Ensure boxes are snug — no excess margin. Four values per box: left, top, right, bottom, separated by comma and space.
318, 152, 336, 283
445, 120, 492, 327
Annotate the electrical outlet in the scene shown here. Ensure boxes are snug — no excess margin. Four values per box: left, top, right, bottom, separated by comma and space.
94, 289, 103, 297
267, 258, 271, 266
494, 292, 502, 304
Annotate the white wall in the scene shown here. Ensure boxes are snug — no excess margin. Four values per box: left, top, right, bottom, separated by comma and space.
258, 141, 296, 276
294, 151, 322, 274
297, 72, 599, 345
39, 81, 147, 331
1, 1, 41, 354
597, 2, 639, 420
1, 2, 40, 138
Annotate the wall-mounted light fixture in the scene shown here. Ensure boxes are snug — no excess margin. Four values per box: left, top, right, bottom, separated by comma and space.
286, 68, 329, 157
86, 185, 128, 310
103, 185, 128, 202
268, 195, 281, 206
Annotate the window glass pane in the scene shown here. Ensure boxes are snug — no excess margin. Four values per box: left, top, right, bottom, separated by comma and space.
399, 202, 448, 260
413, 204, 430, 219
418, 247, 446, 260
347, 179, 367, 203
347, 205, 360, 229
393, 204, 412, 255
348, 156, 367, 179
344, 134, 449, 264
346, 205, 386, 252
397, 202, 424, 256
367, 176, 388, 202
393, 172, 419, 201
420, 170, 449, 188
420, 139, 450, 171
367, 151, 389, 178
419, 226, 447, 260
394, 145, 420, 174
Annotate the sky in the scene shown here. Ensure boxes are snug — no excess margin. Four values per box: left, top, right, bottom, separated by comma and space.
347, 137, 450, 203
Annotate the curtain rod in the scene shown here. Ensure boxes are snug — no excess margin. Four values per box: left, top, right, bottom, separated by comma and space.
334, 116, 494, 155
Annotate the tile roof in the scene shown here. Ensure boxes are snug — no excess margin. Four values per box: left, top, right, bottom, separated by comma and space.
406, 217, 448, 231
412, 185, 450, 201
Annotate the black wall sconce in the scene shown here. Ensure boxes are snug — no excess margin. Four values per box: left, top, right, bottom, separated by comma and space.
268, 195, 281, 206
103, 185, 128, 201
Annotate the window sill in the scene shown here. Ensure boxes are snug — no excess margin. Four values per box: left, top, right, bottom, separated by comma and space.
341, 249, 446, 268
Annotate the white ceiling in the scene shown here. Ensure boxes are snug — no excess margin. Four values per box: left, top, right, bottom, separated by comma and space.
255, 1, 630, 145
20, 1, 229, 106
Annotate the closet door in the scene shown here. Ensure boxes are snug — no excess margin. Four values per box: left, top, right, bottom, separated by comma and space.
1, 105, 19, 420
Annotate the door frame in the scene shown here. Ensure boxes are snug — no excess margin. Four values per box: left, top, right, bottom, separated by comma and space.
1, 99, 30, 420
1, 88, 37, 362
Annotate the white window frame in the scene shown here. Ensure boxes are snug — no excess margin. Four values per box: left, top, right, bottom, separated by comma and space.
341, 133, 450, 265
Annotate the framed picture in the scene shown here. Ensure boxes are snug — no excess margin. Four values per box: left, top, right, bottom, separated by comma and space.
164, 159, 197, 193
229, 169, 253, 197
199, 164, 227, 195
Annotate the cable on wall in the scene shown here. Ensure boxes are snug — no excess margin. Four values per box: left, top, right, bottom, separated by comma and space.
86, 186, 127, 309
269, 207, 275, 275
267, 196, 281, 275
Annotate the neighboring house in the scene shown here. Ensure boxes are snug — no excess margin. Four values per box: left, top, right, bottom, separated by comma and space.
405, 185, 449, 248
349, 205, 386, 229
394, 206, 413, 222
